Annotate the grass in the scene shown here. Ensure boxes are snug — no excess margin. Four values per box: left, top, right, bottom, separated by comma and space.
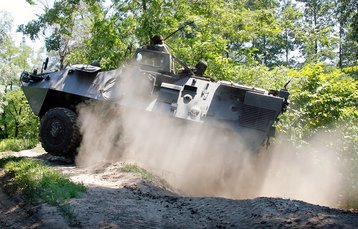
122, 163, 155, 181
0, 157, 85, 222
0, 138, 39, 152
342, 193, 358, 211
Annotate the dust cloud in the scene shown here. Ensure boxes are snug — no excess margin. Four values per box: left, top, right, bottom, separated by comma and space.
75, 65, 347, 207
259, 133, 345, 207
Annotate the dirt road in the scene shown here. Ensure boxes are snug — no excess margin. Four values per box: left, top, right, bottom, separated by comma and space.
1, 150, 358, 228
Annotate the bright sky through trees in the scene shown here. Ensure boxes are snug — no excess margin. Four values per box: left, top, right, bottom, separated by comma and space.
0, 0, 43, 49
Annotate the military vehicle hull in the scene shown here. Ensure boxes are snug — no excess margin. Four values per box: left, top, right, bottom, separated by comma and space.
21, 64, 288, 158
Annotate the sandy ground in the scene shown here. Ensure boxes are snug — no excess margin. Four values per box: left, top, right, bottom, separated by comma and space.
1, 148, 358, 228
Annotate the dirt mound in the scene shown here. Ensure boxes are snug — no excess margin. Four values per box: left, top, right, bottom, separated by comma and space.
61, 160, 358, 228
1, 150, 357, 228
68, 185, 358, 228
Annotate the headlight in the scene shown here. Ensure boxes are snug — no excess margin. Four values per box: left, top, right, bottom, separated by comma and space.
189, 106, 201, 118
183, 94, 193, 104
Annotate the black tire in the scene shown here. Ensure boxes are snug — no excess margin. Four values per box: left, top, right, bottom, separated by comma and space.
40, 107, 81, 158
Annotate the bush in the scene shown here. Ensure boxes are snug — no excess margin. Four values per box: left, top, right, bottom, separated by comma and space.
0, 90, 39, 139
1, 157, 85, 205
122, 163, 155, 181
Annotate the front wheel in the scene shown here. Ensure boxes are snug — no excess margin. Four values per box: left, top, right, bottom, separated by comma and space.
40, 107, 81, 158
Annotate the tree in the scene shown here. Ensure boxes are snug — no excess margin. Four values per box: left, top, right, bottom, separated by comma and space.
70, 1, 136, 69
0, 9, 38, 139
277, 0, 304, 67
336, 0, 358, 68
0, 11, 13, 45
0, 39, 33, 91
298, 0, 337, 63
1, 90, 39, 139
18, 0, 96, 69
241, 0, 283, 67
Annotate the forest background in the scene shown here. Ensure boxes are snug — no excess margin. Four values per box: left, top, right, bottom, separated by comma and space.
0, 0, 357, 208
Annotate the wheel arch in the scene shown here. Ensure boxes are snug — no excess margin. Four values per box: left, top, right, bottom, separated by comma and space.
38, 89, 90, 118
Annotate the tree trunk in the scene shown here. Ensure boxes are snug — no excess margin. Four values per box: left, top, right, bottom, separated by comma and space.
14, 121, 19, 138
263, 35, 267, 66
285, 30, 289, 66
313, 2, 318, 55
141, 0, 152, 39
1, 112, 8, 139
338, 20, 343, 68
252, 38, 258, 63
60, 54, 65, 70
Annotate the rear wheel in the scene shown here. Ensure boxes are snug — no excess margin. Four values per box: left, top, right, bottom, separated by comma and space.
40, 107, 81, 158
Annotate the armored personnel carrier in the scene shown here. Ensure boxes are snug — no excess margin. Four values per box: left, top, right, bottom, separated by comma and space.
20, 43, 289, 159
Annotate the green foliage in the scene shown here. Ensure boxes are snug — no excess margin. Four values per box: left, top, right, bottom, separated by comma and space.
0, 36, 33, 86
18, 0, 95, 69
122, 163, 155, 181
10, 0, 358, 209
0, 138, 38, 152
0, 10, 13, 45
79, 13, 134, 69
271, 63, 358, 208
336, 0, 358, 67
25, 0, 36, 5
0, 90, 39, 139
19, 0, 357, 69
297, 0, 337, 63
1, 157, 85, 205
284, 63, 357, 136
0, 15, 39, 141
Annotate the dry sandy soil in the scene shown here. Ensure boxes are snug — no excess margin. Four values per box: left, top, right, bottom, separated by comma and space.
0, 149, 357, 229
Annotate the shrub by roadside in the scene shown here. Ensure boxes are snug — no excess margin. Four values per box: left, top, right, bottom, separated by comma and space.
0, 157, 85, 223
0, 138, 38, 152
122, 163, 155, 181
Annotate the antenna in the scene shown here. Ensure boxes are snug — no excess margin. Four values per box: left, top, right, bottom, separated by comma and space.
41, 57, 49, 74
163, 20, 195, 41
283, 79, 291, 90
